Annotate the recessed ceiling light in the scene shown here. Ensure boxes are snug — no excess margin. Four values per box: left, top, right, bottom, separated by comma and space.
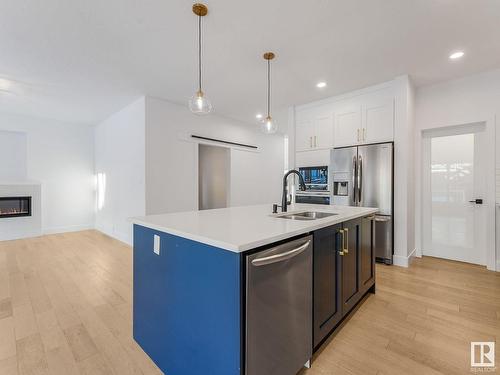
449, 51, 465, 60
316, 81, 327, 88
255, 113, 263, 119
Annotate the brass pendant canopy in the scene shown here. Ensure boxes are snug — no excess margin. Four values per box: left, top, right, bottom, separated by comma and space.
263, 52, 275, 60
192, 3, 208, 16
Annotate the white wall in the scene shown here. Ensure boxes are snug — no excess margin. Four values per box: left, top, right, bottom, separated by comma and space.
93, 96, 284, 244
145, 96, 284, 215
497, 110, 500, 270
393, 76, 416, 266
415, 68, 499, 270
0, 130, 27, 180
230, 145, 283, 207
94, 97, 146, 245
0, 113, 94, 234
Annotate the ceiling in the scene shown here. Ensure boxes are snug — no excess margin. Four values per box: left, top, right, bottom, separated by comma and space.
0, 0, 499, 125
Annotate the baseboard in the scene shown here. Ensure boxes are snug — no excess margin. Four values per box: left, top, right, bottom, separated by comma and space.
95, 226, 132, 246
393, 248, 416, 268
43, 224, 94, 235
109, 231, 132, 246
0, 230, 42, 242
2, 224, 133, 245
1, 224, 93, 241
408, 248, 417, 266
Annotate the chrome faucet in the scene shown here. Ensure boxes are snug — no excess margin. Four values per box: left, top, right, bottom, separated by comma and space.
276, 170, 306, 213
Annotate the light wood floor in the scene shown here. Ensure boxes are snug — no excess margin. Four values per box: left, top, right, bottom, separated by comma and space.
0, 231, 499, 375
305, 255, 500, 375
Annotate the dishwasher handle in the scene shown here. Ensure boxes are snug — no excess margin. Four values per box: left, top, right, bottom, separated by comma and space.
251, 240, 311, 267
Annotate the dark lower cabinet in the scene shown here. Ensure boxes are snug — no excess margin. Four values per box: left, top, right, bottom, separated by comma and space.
360, 216, 375, 293
341, 218, 362, 314
313, 224, 342, 348
313, 216, 375, 350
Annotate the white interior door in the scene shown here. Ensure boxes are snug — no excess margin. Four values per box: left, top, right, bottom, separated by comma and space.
422, 127, 487, 265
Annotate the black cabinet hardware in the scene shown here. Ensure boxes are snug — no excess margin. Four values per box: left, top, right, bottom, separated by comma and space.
469, 199, 483, 204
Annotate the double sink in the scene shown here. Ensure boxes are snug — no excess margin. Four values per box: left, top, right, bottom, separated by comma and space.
276, 211, 338, 221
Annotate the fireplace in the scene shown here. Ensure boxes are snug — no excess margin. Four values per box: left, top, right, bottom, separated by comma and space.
0, 196, 32, 218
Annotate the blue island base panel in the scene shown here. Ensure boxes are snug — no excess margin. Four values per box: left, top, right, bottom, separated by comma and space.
133, 224, 242, 375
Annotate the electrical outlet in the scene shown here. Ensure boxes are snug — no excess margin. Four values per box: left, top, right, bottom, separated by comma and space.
153, 235, 160, 255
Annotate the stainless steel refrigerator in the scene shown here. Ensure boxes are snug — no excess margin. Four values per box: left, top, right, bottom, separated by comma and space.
331, 142, 394, 264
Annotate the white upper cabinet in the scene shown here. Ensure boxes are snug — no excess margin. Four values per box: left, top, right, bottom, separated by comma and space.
333, 104, 362, 147
362, 93, 394, 144
296, 119, 314, 151
333, 89, 394, 147
314, 114, 334, 149
295, 107, 334, 152
296, 86, 395, 152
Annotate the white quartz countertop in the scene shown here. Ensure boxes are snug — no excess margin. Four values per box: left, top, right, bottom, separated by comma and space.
131, 204, 378, 253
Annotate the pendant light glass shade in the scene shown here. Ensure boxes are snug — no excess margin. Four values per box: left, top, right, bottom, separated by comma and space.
261, 52, 277, 134
260, 116, 277, 134
189, 90, 212, 115
189, 4, 212, 115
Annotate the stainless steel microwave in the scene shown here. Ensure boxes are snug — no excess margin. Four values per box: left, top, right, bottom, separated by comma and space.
298, 166, 328, 191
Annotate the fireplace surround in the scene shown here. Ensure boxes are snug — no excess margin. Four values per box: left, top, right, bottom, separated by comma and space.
0, 196, 32, 218
0, 183, 40, 241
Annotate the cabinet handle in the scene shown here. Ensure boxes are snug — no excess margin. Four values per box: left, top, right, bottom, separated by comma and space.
339, 230, 345, 256
309, 137, 312, 148
363, 128, 366, 141
357, 129, 360, 142
344, 228, 349, 254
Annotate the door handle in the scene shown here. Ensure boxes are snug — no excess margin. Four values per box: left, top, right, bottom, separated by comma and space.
251, 240, 311, 266
357, 155, 363, 204
373, 216, 391, 222
339, 230, 345, 256
469, 199, 483, 204
344, 227, 349, 254
352, 156, 357, 202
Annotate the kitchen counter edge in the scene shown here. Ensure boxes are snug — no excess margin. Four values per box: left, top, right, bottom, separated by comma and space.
131, 205, 379, 253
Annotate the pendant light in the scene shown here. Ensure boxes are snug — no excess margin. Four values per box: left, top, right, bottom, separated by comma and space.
261, 52, 277, 134
189, 3, 213, 115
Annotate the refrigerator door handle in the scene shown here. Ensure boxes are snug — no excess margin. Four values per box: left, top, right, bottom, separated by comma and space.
352, 155, 358, 204
357, 155, 363, 204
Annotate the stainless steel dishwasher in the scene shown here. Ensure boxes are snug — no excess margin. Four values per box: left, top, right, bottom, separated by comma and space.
246, 236, 312, 375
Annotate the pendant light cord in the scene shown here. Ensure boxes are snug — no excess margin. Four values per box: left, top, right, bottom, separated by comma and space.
198, 15, 202, 93
267, 59, 270, 118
